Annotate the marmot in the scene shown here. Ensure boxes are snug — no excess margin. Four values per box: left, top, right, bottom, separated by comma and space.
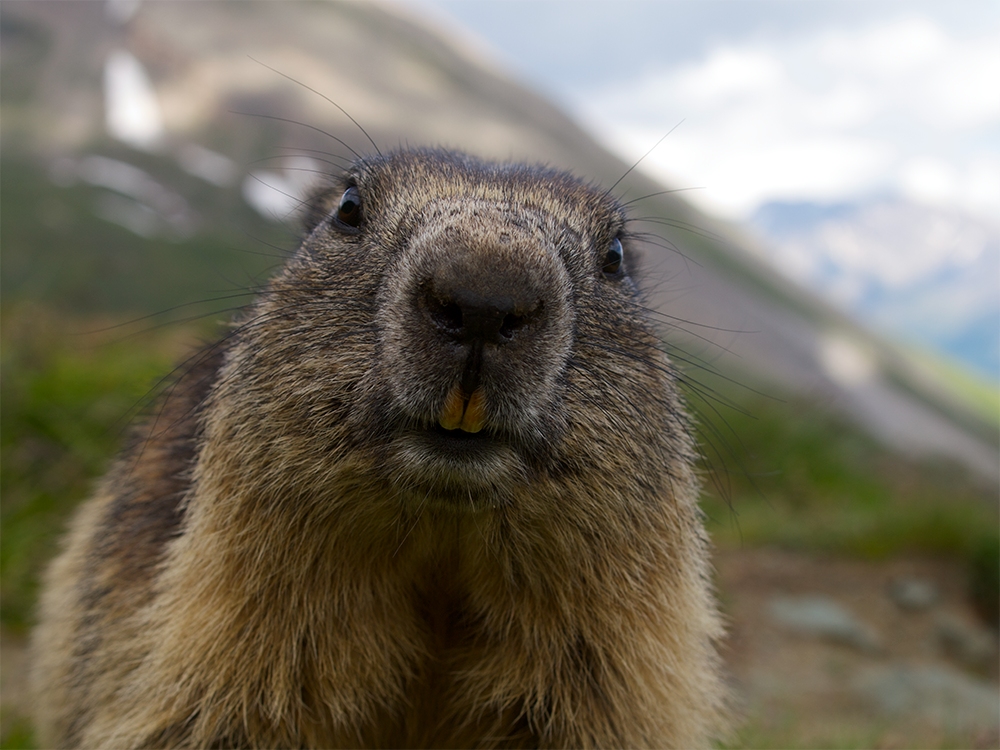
31, 149, 726, 748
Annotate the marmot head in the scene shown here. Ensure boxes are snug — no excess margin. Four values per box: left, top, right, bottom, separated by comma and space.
208, 149, 694, 510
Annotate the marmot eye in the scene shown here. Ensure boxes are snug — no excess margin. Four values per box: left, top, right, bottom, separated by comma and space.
602, 237, 624, 276
335, 186, 362, 228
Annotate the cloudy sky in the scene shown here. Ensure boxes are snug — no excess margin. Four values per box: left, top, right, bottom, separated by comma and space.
416, 0, 1000, 223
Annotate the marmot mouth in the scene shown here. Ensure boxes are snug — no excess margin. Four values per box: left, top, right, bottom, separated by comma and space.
389, 423, 520, 500
424, 422, 496, 448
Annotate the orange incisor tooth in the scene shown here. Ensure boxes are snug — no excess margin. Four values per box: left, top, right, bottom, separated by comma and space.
438, 385, 487, 433
461, 389, 486, 433
439, 384, 466, 431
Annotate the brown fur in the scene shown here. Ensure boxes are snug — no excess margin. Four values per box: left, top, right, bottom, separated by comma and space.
31, 149, 726, 748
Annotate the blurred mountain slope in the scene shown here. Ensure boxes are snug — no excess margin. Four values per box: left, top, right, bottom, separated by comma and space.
1, 0, 996, 484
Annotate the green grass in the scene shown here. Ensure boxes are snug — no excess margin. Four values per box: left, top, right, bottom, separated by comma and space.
0, 710, 35, 750
695, 385, 997, 557
687, 374, 999, 622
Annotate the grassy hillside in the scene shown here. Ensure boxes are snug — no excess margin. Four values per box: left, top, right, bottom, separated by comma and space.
0, 155, 288, 316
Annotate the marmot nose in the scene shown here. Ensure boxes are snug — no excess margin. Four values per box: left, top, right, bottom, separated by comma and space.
423, 284, 541, 345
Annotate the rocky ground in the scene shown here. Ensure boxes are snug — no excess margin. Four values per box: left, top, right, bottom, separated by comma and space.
2, 548, 997, 749
718, 548, 999, 748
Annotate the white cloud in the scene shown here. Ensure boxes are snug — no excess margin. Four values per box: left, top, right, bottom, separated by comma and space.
967, 157, 1000, 214
671, 47, 784, 105
815, 16, 946, 75
899, 158, 960, 206
575, 15, 1000, 222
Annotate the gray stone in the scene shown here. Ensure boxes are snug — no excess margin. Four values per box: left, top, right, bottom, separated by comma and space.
768, 595, 882, 653
887, 576, 939, 611
853, 663, 1000, 733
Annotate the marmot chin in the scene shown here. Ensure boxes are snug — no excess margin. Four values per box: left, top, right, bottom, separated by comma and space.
31, 149, 726, 748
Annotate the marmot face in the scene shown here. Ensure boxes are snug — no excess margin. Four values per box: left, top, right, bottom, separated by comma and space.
31, 148, 723, 750
228, 149, 673, 510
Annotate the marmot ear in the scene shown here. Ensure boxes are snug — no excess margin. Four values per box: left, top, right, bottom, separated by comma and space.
301, 184, 342, 235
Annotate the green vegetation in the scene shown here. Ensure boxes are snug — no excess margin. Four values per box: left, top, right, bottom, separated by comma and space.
0, 711, 35, 750
0, 155, 286, 316
687, 373, 999, 622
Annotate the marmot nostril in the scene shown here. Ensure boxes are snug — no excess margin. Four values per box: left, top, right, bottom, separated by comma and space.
424, 291, 464, 336
424, 279, 543, 345
498, 310, 528, 339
